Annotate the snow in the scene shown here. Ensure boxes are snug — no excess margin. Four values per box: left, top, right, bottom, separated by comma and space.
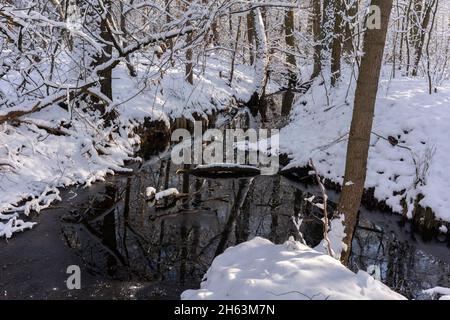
439, 225, 448, 234
0, 216, 36, 239
155, 188, 179, 201
0, 55, 263, 238
280, 69, 450, 223
423, 287, 450, 300
315, 215, 347, 259
182, 237, 406, 300
145, 187, 157, 198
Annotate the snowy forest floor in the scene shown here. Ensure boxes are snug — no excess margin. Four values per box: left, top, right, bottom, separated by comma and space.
0, 56, 266, 238
281, 67, 450, 227
1, 58, 449, 239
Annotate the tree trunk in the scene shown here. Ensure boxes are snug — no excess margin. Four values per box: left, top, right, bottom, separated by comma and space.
96, 1, 113, 101
338, 0, 394, 266
311, 0, 322, 78
411, 0, 436, 76
247, 13, 255, 66
331, 0, 343, 86
247, 8, 269, 118
185, 0, 194, 84
281, 9, 297, 115
343, 0, 358, 55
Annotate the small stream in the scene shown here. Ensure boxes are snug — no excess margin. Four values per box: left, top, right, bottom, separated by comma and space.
54, 158, 449, 300
1, 97, 449, 300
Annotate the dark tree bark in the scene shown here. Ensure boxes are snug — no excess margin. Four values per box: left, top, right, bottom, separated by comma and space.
411, 0, 437, 76
281, 9, 297, 115
311, 0, 322, 78
331, 0, 343, 86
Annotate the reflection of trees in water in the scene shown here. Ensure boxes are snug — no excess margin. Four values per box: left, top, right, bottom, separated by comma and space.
60, 161, 450, 298
351, 224, 450, 299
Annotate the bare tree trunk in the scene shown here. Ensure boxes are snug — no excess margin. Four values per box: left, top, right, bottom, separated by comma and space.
96, 1, 113, 101
185, 1, 194, 85
331, 0, 343, 86
426, 0, 439, 93
247, 13, 255, 66
405, 0, 413, 74
247, 8, 269, 117
185, 35, 194, 84
338, 0, 394, 266
281, 9, 297, 114
311, 0, 322, 78
411, 0, 437, 76
229, 17, 242, 85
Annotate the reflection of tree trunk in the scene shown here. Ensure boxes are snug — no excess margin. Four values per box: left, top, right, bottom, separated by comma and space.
164, 160, 171, 206
269, 176, 281, 243
182, 164, 190, 209
235, 181, 255, 244
215, 179, 253, 257
103, 186, 120, 276
157, 219, 165, 278
290, 189, 306, 242
189, 225, 200, 275
179, 219, 188, 285
179, 165, 191, 284
193, 178, 203, 207
122, 177, 131, 262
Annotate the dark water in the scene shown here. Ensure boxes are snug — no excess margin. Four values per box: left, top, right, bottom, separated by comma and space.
1, 104, 449, 300
63, 158, 450, 299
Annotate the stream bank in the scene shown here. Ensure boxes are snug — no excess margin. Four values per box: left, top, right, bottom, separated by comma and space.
1, 93, 449, 300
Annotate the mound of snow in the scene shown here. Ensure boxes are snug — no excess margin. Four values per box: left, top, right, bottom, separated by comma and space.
423, 287, 450, 300
181, 237, 406, 300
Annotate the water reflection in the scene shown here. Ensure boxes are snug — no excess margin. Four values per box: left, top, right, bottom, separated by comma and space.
60, 157, 449, 299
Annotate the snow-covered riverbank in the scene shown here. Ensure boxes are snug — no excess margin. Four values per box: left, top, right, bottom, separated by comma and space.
0, 56, 260, 238
280, 69, 450, 226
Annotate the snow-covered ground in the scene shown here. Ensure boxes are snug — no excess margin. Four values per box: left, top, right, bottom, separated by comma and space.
0, 56, 259, 238
182, 237, 406, 300
280, 69, 450, 223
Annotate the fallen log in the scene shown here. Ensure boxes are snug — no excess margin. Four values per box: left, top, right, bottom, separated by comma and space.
177, 164, 261, 179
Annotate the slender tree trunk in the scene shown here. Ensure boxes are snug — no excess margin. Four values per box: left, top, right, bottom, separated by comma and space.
311, 0, 322, 79
96, 1, 113, 101
405, 0, 412, 74
426, 0, 439, 93
331, 0, 343, 86
229, 17, 242, 85
185, 0, 194, 85
338, 0, 394, 266
247, 13, 255, 66
343, 0, 358, 55
412, 0, 436, 76
281, 9, 297, 114
247, 8, 269, 118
